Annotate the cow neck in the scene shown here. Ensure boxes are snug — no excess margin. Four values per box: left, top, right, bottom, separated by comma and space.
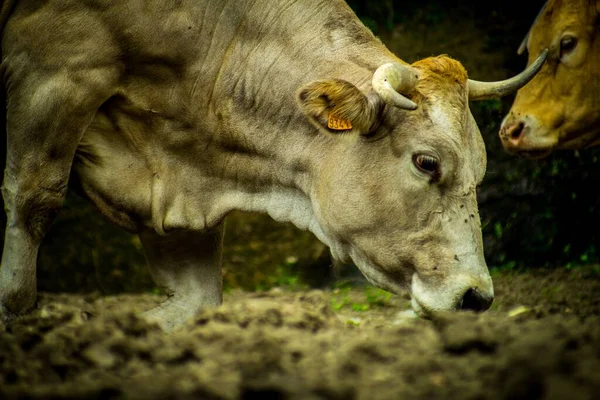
199, 0, 395, 242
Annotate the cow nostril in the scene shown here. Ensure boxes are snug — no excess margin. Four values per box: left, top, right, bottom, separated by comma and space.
460, 288, 493, 312
508, 122, 525, 141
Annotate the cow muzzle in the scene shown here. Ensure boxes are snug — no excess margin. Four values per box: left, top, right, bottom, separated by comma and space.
499, 114, 554, 158
410, 273, 494, 318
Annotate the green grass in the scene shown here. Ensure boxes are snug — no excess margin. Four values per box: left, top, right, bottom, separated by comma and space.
330, 285, 393, 313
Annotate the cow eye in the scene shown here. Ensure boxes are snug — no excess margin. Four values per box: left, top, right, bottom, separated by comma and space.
413, 154, 440, 181
560, 36, 577, 58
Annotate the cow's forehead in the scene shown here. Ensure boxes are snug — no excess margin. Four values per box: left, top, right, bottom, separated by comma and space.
389, 93, 478, 161
412, 56, 468, 92
412, 56, 469, 123
534, 0, 592, 38
545, 0, 590, 17
391, 56, 484, 180
408, 56, 471, 142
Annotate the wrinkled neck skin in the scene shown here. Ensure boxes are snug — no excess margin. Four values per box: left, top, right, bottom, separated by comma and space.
185, 0, 396, 256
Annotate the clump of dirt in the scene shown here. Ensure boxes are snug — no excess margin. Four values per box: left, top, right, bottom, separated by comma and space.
1, 268, 599, 400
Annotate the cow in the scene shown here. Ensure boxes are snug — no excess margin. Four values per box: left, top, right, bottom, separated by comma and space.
0, 0, 546, 330
500, 0, 600, 158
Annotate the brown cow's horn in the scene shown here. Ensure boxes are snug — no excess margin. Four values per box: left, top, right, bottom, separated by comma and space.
468, 49, 548, 100
372, 63, 418, 110
517, 1, 549, 55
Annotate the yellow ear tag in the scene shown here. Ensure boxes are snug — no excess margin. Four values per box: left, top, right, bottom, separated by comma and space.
327, 113, 353, 131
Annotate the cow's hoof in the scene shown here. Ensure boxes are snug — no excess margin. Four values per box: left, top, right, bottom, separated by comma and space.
142, 308, 190, 332
141, 299, 201, 332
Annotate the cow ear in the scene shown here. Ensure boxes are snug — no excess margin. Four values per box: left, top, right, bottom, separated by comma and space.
296, 79, 383, 135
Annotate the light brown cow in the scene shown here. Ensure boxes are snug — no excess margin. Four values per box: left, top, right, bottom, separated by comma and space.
500, 0, 600, 158
0, 0, 545, 330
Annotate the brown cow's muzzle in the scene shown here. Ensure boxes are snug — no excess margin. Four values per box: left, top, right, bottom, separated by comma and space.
499, 114, 553, 159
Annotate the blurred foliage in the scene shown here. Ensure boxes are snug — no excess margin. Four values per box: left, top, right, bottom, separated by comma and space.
471, 98, 600, 271
347, 0, 446, 35
33, 199, 326, 294
1, 0, 598, 295
220, 211, 324, 292
34, 195, 153, 294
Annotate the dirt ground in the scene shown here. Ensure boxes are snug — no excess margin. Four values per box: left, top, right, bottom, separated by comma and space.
1, 267, 599, 400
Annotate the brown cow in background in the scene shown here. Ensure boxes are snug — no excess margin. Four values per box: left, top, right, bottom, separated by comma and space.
500, 0, 600, 158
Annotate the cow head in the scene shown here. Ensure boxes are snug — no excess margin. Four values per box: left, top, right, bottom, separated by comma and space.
500, 0, 600, 158
296, 53, 547, 318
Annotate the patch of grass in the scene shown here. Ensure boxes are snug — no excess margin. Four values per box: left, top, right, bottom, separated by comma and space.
254, 263, 309, 292
330, 286, 393, 313
330, 286, 351, 311
351, 303, 370, 312
149, 287, 164, 296
364, 287, 393, 307
488, 300, 500, 312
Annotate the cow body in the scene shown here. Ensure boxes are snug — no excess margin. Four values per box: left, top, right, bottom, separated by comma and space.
500, 0, 600, 158
0, 0, 544, 329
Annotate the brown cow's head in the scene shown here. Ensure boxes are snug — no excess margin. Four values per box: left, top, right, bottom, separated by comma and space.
500, 0, 600, 158
296, 53, 546, 318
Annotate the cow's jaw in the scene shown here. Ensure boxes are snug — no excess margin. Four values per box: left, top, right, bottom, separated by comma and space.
348, 248, 409, 295
346, 250, 494, 317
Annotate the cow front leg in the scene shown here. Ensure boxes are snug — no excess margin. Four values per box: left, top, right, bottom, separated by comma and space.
0, 70, 117, 323
139, 226, 224, 331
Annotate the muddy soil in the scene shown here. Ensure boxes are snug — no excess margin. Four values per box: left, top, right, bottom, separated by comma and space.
1, 267, 599, 400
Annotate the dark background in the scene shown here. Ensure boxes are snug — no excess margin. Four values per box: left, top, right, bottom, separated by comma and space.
2, 0, 599, 294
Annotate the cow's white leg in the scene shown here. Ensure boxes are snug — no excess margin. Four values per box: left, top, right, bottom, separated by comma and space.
0, 70, 117, 323
139, 227, 224, 331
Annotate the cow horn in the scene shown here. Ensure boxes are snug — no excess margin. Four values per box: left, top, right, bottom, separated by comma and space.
372, 63, 418, 110
468, 49, 548, 100
517, 1, 549, 55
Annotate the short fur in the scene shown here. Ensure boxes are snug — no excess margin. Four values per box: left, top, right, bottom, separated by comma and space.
412, 56, 468, 103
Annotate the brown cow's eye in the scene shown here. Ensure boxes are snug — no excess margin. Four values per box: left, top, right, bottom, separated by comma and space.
413, 154, 440, 181
560, 36, 577, 58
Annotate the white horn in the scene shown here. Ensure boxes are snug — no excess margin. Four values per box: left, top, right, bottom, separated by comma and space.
372, 63, 418, 110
